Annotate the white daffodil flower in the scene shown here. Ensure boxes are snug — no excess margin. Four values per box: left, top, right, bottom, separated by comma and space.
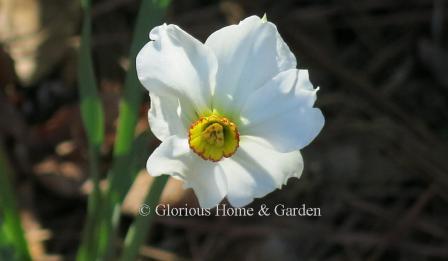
136, 15, 325, 208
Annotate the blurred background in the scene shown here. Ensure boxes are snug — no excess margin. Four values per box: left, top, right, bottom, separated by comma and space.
1, 0, 448, 260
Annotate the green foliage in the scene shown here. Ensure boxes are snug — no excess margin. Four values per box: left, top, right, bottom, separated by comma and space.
97, 1, 171, 258
0, 146, 31, 261
75, 0, 171, 260
120, 176, 169, 261
76, 0, 105, 259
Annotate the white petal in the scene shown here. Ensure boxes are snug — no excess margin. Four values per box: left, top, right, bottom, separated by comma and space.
296, 69, 314, 91
205, 15, 296, 115
137, 24, 217, 115
148, 94, 195, 140
276, 32, 297, 71
219, 136, 303, 207
240, 69, 325, 152
146, 136, 226, 208
183, 162, 227, 208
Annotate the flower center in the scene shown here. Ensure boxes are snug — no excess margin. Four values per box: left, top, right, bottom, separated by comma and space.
188, 114, 239, 162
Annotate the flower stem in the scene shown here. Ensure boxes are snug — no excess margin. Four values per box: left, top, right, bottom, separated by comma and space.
98, 0, 171, 258
119, 176, 168, 261
76, 0, 105, 259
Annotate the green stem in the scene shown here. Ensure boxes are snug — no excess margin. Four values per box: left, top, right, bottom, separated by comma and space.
0, 144, 31, 261
76, 0, 105, 259
120, 176, 168, 261
77, 145, 102, 261
97, 0, 171, 258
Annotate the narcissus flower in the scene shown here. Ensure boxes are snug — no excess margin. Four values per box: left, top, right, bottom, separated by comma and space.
136, 15, 324, 208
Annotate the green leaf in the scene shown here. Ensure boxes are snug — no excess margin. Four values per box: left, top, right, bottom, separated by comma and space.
0, 145, 31, 261
78, 7, 104, 147
120, 176, 169, 261
114, 0, 169, 156
76, 0, 105, 260
97, 0, 171, 259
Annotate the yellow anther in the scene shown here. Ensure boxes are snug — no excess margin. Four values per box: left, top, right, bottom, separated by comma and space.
188, 114, 239, 162
202, 123, 224, 146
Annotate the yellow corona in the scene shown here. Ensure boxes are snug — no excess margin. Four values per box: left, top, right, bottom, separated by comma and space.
188, 114, 239, 162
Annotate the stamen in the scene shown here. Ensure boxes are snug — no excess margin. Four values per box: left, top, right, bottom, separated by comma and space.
202, 123, 224, 146
188, 114, 239, 162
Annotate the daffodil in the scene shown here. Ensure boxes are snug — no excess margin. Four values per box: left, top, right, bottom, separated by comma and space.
136, 15, 324, 208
